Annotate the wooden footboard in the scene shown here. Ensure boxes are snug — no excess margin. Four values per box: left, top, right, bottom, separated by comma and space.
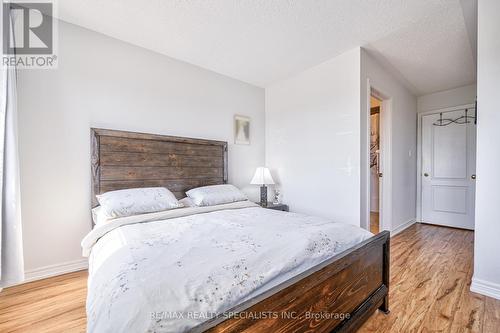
193, 231, 390, 333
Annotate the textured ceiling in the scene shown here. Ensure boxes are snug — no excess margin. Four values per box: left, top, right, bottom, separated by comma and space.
55, 0, 476, 96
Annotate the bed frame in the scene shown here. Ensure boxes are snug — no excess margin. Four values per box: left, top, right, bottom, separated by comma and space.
90, 128, 390, 332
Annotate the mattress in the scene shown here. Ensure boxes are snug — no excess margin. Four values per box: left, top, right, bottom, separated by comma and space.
82, 201, 372, 333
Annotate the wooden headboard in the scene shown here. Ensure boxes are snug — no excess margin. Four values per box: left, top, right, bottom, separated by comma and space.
91, 128, 228, 208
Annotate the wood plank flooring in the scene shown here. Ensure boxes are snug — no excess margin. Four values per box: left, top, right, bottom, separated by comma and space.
370, 212, 379, 234
359, 223, 500, 333
0, 223, 499, 332
0, 270, 88, 332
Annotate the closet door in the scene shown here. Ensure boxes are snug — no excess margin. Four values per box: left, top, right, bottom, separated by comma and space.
421, 109, 476, 230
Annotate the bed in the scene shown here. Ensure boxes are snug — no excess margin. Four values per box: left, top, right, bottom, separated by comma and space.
85, 128, 390, 333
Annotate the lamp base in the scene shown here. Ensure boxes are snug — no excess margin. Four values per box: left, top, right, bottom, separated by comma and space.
260, 186, 267, 207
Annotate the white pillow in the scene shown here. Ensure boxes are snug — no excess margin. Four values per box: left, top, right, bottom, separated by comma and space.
179, 197, 196, 208
96, 187, 182, 218
91, 206, 110, 225
186, 184, 248, 207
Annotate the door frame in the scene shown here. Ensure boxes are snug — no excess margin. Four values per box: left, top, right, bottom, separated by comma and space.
416, 103, 476, 222
363, 79, 392, 233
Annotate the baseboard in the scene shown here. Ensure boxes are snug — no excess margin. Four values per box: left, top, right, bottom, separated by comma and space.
390, 219, 416, 237
471, 277, 500, 300
0, 277, 22, 289
23, 258, 88, 284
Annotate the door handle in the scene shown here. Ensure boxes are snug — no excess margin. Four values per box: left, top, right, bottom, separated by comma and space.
424, 173, 429, 177
378, 173, 383, 178
471, 174, 476, 180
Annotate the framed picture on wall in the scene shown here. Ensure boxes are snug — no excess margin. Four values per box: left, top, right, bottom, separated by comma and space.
234, 115, 250, 145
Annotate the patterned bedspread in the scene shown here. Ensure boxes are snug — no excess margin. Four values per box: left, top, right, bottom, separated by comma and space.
83, 201, 372, 332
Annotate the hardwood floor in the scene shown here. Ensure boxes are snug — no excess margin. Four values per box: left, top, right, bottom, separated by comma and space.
0, 270, 88, 333
0, 223, 499, 332
370, 211, 379, 234
359, 223, 500, 333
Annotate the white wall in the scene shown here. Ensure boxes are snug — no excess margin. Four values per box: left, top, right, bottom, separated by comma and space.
265, 48, 361, 225
417, 84, 476, 112
361, 49, 418, 232
471, 0, 500, 300
266, 47, 417, 232
17, 21, 265, 274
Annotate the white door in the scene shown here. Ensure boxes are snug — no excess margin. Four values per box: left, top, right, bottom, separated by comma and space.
421, 108, 476, 230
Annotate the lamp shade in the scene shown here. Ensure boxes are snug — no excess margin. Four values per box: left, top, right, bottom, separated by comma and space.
250, 167, 275, 185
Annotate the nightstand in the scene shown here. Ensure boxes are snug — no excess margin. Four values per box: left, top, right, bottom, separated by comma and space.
256, 202, 289, 212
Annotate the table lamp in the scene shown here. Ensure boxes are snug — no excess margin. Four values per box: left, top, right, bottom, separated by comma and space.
250, 167, 275, 207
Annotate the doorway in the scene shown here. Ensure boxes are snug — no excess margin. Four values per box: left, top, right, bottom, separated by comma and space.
370, 95, 382, 233
364, 82, 392, 235
418, 105, 477, 230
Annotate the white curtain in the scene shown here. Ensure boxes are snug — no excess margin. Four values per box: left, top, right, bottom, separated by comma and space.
0, 3, 24, 289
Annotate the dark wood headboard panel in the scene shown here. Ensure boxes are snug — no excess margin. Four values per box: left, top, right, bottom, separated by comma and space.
91, 128, 228, 207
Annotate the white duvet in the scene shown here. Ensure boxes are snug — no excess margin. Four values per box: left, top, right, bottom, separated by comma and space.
82, 201, 372, 333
